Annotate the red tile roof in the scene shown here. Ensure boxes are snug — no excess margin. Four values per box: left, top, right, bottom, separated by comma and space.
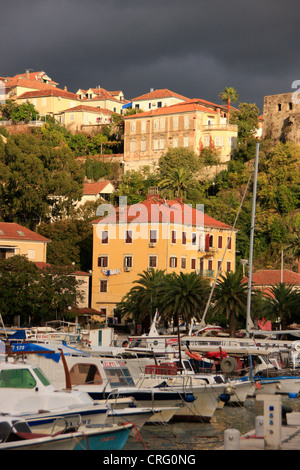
0, 223, 50, 242
59, 104, 113, 115
93, 194, 234, 230
123, 102, 218, 119
251, 270, 300, 286
18, 87, 79, 101
34, 261, 90, 276
83, 181, 113, 195
131, 88, 189, 102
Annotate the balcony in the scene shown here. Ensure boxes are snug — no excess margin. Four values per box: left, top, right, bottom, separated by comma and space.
198, 269, 215, 278
202, 124, 238, 131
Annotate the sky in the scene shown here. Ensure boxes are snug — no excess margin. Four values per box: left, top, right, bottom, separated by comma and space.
1, 0, 300, 112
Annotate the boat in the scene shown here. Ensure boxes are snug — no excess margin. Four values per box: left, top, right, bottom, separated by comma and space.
0, 415, 133, 450
0, 359, 111, 433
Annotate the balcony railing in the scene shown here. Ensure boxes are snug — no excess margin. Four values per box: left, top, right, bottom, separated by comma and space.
197, 269, 215, 278
202, 124, 238, 131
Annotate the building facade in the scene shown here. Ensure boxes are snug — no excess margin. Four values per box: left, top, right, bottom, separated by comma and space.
91, 194, 237, 320
123, 101, 238, 170
0, 222, 49, 262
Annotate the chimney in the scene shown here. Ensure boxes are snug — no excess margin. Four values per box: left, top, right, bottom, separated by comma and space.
64, 86, 67, 91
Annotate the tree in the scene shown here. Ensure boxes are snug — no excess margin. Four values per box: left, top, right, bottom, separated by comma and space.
211, 269, 248, 337
158, 147, 200, 178
0, 99, 39, 123
158, 167, 197, 199
218, 87, 239, 122
117, 269, 167, 324
158, 272, 211, 332
0, 256, 82, 325
261, 283, 300, 330
230, 102, 260, 145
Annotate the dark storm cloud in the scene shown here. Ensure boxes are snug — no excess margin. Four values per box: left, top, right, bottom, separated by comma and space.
1, 0, 300, 111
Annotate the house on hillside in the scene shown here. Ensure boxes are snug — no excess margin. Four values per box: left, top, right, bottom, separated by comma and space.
251, 269, 300, 292
123, 99, 238, 170
17, 87, 79, 118
91, 194, 237, 321
0, 222, 49, 262
55, 104, 113, 132
76, 87, 128, 114
130, 88, 189, 111
77, 181, 115, 207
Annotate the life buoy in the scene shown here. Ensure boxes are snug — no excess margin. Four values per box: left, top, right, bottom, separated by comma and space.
255, 381, 262, 390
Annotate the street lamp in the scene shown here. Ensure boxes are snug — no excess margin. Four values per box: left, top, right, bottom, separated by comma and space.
240, 259, 248, 276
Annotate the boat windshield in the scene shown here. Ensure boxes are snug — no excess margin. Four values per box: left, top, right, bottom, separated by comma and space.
0, 368, 37, 389
103, 364, 135, 387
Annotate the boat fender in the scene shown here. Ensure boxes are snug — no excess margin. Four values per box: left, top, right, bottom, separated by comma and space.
225, 386, 235, 396
220, 357, 238, 374
292, 341, 300, 351
255, 381, 262, 390
184, 393, 196, 403
219, 393, 231, 403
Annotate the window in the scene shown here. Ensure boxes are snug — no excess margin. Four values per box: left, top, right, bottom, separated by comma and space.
157, 101, 162, 108
154, 119, 159, 131
141, 120, 146, 132
184, 115, 189, 128
227, 236, 232, 250
69, 363, 103, 386
227, 261, 232, 272
27, 249, 35, 260
209, 235, 213, 248
203, 135, 210, 147
173, 116, 179, 129
169, 256, 177, 268
173, 136, 178, 148
98, 256, 108, 267
100, 280, 108, 292
149, 255, 157, 268
171, 230, 176, 243
215, 136, 224, 147
192, 233, 196, 245
182, 231, 186, 245
130, 140, 136, 152
141, 139, 146, 152
191, 258, 196, 270
125, 230, 132, 243
181, 257, 186, 269
101, 231, 108, 244
70, 114, 74, 121
149, 229, 157, 243
183, 135, 189, 147
124, 256, 133, 268
208, 259, 213, 271
0, 368, 37, 389
218, 235, 223, 249
289, 102, 293, 111
218, 260, 222, 271
278, 103, 281, 111
130, 121, 136, 132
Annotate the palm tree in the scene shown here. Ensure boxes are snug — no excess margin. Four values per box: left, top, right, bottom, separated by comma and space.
211, 269, 248, 337
262, 283, 300, 330
158, 272, 211, 332
218, 87, 239, 123
117, 269, 166, 324
158, 167, 197, 199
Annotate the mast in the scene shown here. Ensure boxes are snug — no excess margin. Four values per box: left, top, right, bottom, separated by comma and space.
246, 142, 260, 336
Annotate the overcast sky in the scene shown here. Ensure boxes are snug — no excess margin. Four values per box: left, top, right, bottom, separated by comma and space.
1, 0, 299, 112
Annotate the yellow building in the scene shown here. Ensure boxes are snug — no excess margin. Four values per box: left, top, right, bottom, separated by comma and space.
123, 98, 238, 170
56, 104, 113, 132
91, 194, 236, 320
76, 87, 128, 114
17, 87, 79, 118
0, 222, 49, 262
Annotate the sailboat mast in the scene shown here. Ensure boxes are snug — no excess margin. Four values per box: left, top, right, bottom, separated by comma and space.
246, 143, 260, 336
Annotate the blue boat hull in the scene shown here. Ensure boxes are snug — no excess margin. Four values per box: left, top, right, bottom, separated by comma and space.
73, 425, 132, 450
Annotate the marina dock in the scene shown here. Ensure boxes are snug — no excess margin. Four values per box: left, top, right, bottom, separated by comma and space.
219, 394, 300, 450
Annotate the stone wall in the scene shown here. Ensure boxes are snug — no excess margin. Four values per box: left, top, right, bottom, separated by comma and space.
263, 92, 300, 144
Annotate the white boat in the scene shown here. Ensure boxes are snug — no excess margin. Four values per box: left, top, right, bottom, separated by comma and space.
0, 360, 110, 433
0, 415, 133, 450
21, 344, 228, 422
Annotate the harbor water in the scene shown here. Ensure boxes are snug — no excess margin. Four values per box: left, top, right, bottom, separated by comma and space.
124, 397, 300, 451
